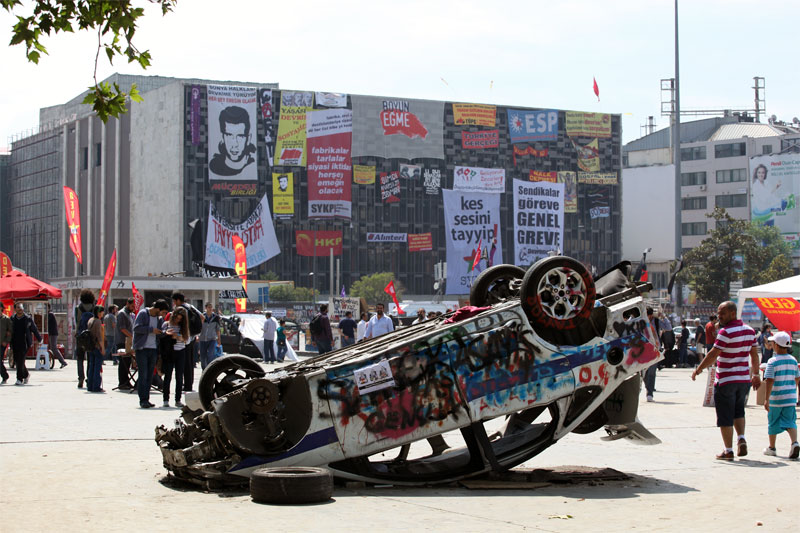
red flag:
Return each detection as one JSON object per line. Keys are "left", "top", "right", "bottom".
{"left": 0, "top": 251, "right": 12, "bottom": 278}
{"left": 593, "top": 77, "right": 600, "bottom": 101}
{"left": 131, "top": 282, "right": 144, "bottom": 315}
{"left": 470, "top": 239, "right": 482, "bottom": 272}
{"left": 62, "top": 186, "right": 83, "bottom": 264}
{"left": 96, "top": 249, "right": 117, "bottom": 307}
{"left": 384, "top": 280, "right": 405, "bottom": 315}
{"left": 232, "top": 235, "right": 248, "bottom": 313}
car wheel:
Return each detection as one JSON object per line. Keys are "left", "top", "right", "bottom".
{"left": 520, "top": 256, "right": 596, "bottom": 346}
{"left": 250, "top": 466, "right": 333, "bottom": 504}
{"left": 470, "top": 264, "right": 526, "bottom": 307}
{"left": 198, "top": 355, "right": 265, "bottom": 411}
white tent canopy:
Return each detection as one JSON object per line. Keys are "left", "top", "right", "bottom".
{"left": 736, "top": 275, "right": 800, "bottom": 318}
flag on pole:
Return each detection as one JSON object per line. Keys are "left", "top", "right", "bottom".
{"left": 62, "top": 186, "right": 83, "bottom": 264}
{"left": 96, "top": 249, "right": 117, "bottom": 307}
{"left": 340, "top": 285, "right": 346, "bottom": 298}
{"left": 593, "top": 77, "right": 600, "bottom": 101}
{"left": 633, "top": 248, "right": 651, "bottom": 282}
{"left": 232, "top": 235, "right": 248, "bottom": 312}
{"left": 384, "top": 280, "right": 405, "bottom": 315}
{"left": 131, "top": 282, "right": 144, "bottom": 315}
{"left": 470, "top": 238, "right": 482, "bottom": 272}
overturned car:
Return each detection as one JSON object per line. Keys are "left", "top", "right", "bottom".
{"left": 156, "top": 256, "right": 662, "bottom": 488}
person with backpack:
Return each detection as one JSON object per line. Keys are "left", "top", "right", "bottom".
{"left": 74, "top": 289, "right": 95, "bottom": 388}
{"left": 310, "top": 304, "right": 333, "bottom": 354}
{"left": 172, "top": 292, "right": 202, "bottom": 392}
{"left": 85, "top": 305, "right": 106, "bottom": 392}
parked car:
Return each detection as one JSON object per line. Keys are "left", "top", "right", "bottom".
{"left": 156, "top": 256, "right": 662, "bottom": 488}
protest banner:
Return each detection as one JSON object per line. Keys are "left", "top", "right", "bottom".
{"left": 205, "top": 195, "right": 280, "bottom": 268}
{"left": 306, "top": 108, "right": 353, "bottom": 220}
{"left": 513, "top": 178, "right": 564, "bottom": 266}
{"left": 452, "top": 103, "right": 496, "bottom": 126}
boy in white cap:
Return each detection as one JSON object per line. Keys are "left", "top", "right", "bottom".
{"left": 762, "top": 331, "right": 800, "bottom": 458}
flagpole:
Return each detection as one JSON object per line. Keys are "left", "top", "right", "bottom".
{"left": 673, "top": 0, "right": 683, "bottom": 316}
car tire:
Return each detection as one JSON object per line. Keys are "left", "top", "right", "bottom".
{"left": 250, "top": 466, "right": 333, "bottom": 505}
{"left": 470, "top": 264, "right": 526, "bottom": 307}
{"left": 198, "top": 355, "right": 265, "bottom": 411}
{"left": 520, "top": 256, "right": 597, "bottom": 346}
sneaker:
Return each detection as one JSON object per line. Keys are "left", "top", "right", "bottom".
{"left": 15, "top": 380, "right": 23, "bottom": 386}
{"left": 118, "top": 384, "right": 132, "bottom": 390}
{"left": 175, "top": 400, "right": 184, "bottom": 408}
{"left": 60, "top": 363, "right": 68, "bottom": 369}
{"left": 163, "top": 400, "right": 170, "bottom": 408}
{"left": 737, "top": 439, "right": 748, "bottom": 457}
{"left": 140, "top": 403, "right": 152, "bottom": 409}
{"left": 763, "top": 447, "right": 777, "bottom": 456}
{"left": 715, "top": 451, "right": 734, "bottom": 461}
{"left": 1, "top": 378, "right": 7, "bottom": 384}
{"left": 646, "top": 395, "right": 654, "bottom": 402}
{"left": 790, "top": 443, "right": 800, "bottom": 460}
{"left": 23, "top": 376, "right": 29, "bottom": 384}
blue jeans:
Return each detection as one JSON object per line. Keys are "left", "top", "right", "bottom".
{"left": 644, "top": 364, "right": 657, "bottom": 396}
{"left": 199, "top": 340, "right": 217, "bottom": 370}
{"left": 678, "top": 344, "right": 688, "bottom": 366}
{"left": 86, "top": 349, "right": 103, "bottom": 391}
{"left": 277, "top": 342, "right": 287, "bottom": 362}
{"left": 342, "top": 336, "right": 355, "bottom": 348}
{"left": 263, "top": 339, "right": 276, "bottom": 362}
{"left": 135, "top": 348, "right": 158, "bottom": 405}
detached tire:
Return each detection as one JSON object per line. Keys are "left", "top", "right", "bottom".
{"left": 250, "top": 466, "right": 333, "bottom": 504}
{"left": 470, "top": 264, "right": 526, "bottom": 307}
{"left": 520, "top": 256, "right": 596, "bottom": 346}
{"left": 198, "top": 355, "right": 265, "bottom": 411}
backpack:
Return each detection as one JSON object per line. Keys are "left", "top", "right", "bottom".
{"left": 309, "top": 314, "right": 324, "bottom": 337}
{"left": 75, "top": 311, "right": 94, "bottom": 352}
{"left": 183, "top": 303, "right": 203, "bottom": 337}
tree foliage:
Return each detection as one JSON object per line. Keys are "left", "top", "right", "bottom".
{"left": 268, "top": 284, "right": 314, "bottom": 302}
{"left": 678, "top": 207, "right": 792, "bottom": 304}
{"left": 350, "top": 272, "right": 403, "bottom": 307}
{"left": 2, "top": 0, "right": 176, "bottom": 121}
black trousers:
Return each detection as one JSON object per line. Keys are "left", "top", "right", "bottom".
{"left": 1, "top": 344, "right": 10, "bottom": 381}
{"left": 182, "top": 340, "right": 195, "bottom": 391}
{"left": 75, "top": 347, "right": 86, "bottom": 384}
{"left": 13, "top": 346, "right": 29, "bottom": 382}
{"left": 117, "top": 342, "right": 131, "bottom": 387}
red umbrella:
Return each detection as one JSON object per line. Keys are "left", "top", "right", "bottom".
{"left": 0, "top": 270, "right": 63, "bottom": 301}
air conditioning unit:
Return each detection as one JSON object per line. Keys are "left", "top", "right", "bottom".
{"left": 699, "top": 185, "right": 707, "bottom": 191}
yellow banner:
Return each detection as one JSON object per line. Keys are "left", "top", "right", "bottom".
{"left": 272, "top": 172, "right": 294, "bottom": 217}
{"left": 566, "top": 112, "right": 611, "bottom": 138}
{"left": 275, "top": 91, "right": 313, "bottom": 166}
{"left": 353, "top": 164, "right": 376, "bottom": 185}
{"left": 574, "top": 138, "right": 600, "bottom": 172}
{"left": 578, "top": 172, "right": 617, "bottom": 184}
{"left": 558, "top": 171, "right": 577, "bottom": 213}
{"left": 452, "top": 104, "right": 497, "bottom": 127}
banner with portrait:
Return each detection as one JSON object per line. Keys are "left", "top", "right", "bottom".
{"left": 207, "top": 85, "right": 259, "bottom": 196}
{"left": 750, "top": 153, "right": 800, "bottom": 256}
{"left": 443, "top": 190, "right": 503, "bottom": 294}
{"left": 258, "top": 88, "right": 275, "bottom": 166}
{"left": 453, "top": 166, "right": 505, "bottom": 193}
{"left": 399, "top": 163, "right": 421, "bottom": 180}
{"left": 351, "top": 95, "right": 444, "bottom": 159}
{"left": 559, "top": 171, "right": 577, "bottom": 213}
{"left": 205, "top": 195, "right": 280, "bottom": 269}
{"left": 272, "top": 172, "right": 294, "bottom": 218}
{"left": 512, "top": 179, "right": 564, "bottom": 266}
{"left": 306, "top": 108, "right": 352, "bottom": 220}
{"left": 275, "top": 91, "right": 313, "bottom": 167}
{"left": 573, "top": 138, "right": 600, "bottom": 172}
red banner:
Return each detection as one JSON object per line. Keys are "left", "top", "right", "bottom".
{"left": 62, "top": 186, "right": 83, "bottom": 264}
{"left": 232, "top": 235, "right": 248, "bottom": 312}
{"left": 753, "top": 298, "right": 800, "bottom": 332}
{"left": 307, "top": 109, "right": 352, "bottom": 220}
{"left": 529, "top": 170, "right": 558, "bottom": 182}
{"left": 408, "top": 233, "right": 433, "bottom": 252}
{"left": 461, "top": 130, "right": 499, "bottom": 149}
{"left": 295, "top": 230, "right": 343, "bottom": 257}
{"left": 513, "top": 145, "right": 548, "bottom": 166}
{"left": 131, "top": 282, "right": 144, "bottom": 315}
{"left": 96, "top": 249, "right": 117, "bottom": 307}
{"left": 384, "top": 280, "right": 405, "bottom": 315}
{"left": 0, "top": 251, "right": 12, "bottom": 277}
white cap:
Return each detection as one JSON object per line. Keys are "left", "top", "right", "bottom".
{"left": 768, "top": 331, "right": 792, "bottom": 349}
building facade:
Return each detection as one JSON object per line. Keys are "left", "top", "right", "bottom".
{"left": 7, "top": 74, "right": 624, "bottom": 299}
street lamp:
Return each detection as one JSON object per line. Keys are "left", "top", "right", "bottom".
{"left": 309, "top": 272, "right": 316, "bottom": 309}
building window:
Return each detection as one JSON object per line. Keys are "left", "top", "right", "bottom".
{"left": 716, "top": 219, "right": 730, "bottom": 230}
{"left": 681, "top": 197, "right": 707, "bottom": 210}
{"left": 680, "top": 146, "right": 706, "bottom": 161}
{"left": 681, "top": 171, "right": 707, "bottom": 186}
{"left": 762, "top": 145, "right": 773, "bottom": 155}
{"left": 95, "top": 142, "right": 102, "bottom": 166}
{"left": 715, "top": 168, "right": 746, "bottom": 183}
{"left": 714, "top": 142, "right": 746, "bottom": 158}
{"left": 81, "top": 147, "right": 88, "bottom": 170}
{"left": 715, "top": 193, "right": 747, "bottom": 208}
{"left": 682, "top": 222, "right": 707, "bottom": 236}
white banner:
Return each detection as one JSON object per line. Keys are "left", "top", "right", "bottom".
{"left": 307, "top": 108, "right": 353, "bottom": 220}
{"left": 442, "top": 190, "right": 503, "bottom": 295}
{"left": 512, "top": 179, "right": 564, "bottom": 266}
{"left": 366, "top": 233, "right": 407, "bottom": 243}
{"left": 453, "top": 166, "right": 506, "bottom": 193}
{"left": 315, "top": 92, "right": 348, "bottom": 108}
{"left": 205, "top": 195, "right": 280, "bottom": 268}
{"left": 207, "top": 85, "right": 258, "bottom": 181}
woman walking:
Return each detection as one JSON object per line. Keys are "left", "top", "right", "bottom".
{"left": 161, "top": 307, "right": 189, "bottom": 408}
{"left": 86, "top": 306, "right": 105, "bottom": 392}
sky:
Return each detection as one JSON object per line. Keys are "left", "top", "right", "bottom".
{"left": 1, "top": 0, "right": 798, "bottom": 150}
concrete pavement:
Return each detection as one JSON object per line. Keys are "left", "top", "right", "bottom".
{"left": 1, "top": 361, "right": 797, "bottom": 532}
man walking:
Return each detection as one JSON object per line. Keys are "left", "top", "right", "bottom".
{"left": 643, "top": 307, "right": 659, "bottom": 402}
{"left": 115, "top": 298, "right": 136, "bottom": 390}
{"left": 412, "top": 308, "right": 426, "bottom": 325}
{"left": 104, "top": 304, "right": 118, "bottom": 364}
{"left": 0, "top": 307, "right": 12, "bottom": 383}
{"left": 338, "top": 311, "right": 356, "bottom": 348}
{"left": 691, "top": 301, "right": 761, "bottom": 460}
{"left": 365, "top": 303, "right": 395, "bottom": 340}
{"left": 199, "top": 303, "right": 221, "bottom": 369}
{"left": 47, "top": 306, "right": 67, "bottom": 368}
{"left": 10, "top": 303, "right": 42, "bottom": 385}
{"left": 261, "top": 311, "right": 278, "bottom": 363}
{"left": 133, "top": 300, "right": 169, "bottom": 408}
{"left": 704, "top": 314, "right": 717, "bottom": 354}
{"left": 310, "top": 304, "right": 334, "bottom": 354}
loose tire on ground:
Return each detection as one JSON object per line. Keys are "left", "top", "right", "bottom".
{"left": 470, "top": 264, "right": 526, "bottom": 307}
{"left": 250, "top": 466, "right": 333, "bottom": 504}
{"left": 520, "top": 256, "right": 596, "bottom": 346}
{"left": 198, "top": 355, "right": 265, "bottom": 411}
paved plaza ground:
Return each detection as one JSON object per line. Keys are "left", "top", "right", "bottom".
{"left": 1, "top": 361, "right": 797, "bottom": 532}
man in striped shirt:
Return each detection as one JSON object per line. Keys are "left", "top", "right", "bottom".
{"left": 691, "top": 301, "right": 761, "bottom": 460}
{"left": 762, "top": 331, "right": 799, "bottom": 459}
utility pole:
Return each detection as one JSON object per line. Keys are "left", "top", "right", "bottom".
{"left": 673, "top": 0, "right": 682, "bottom": 316}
